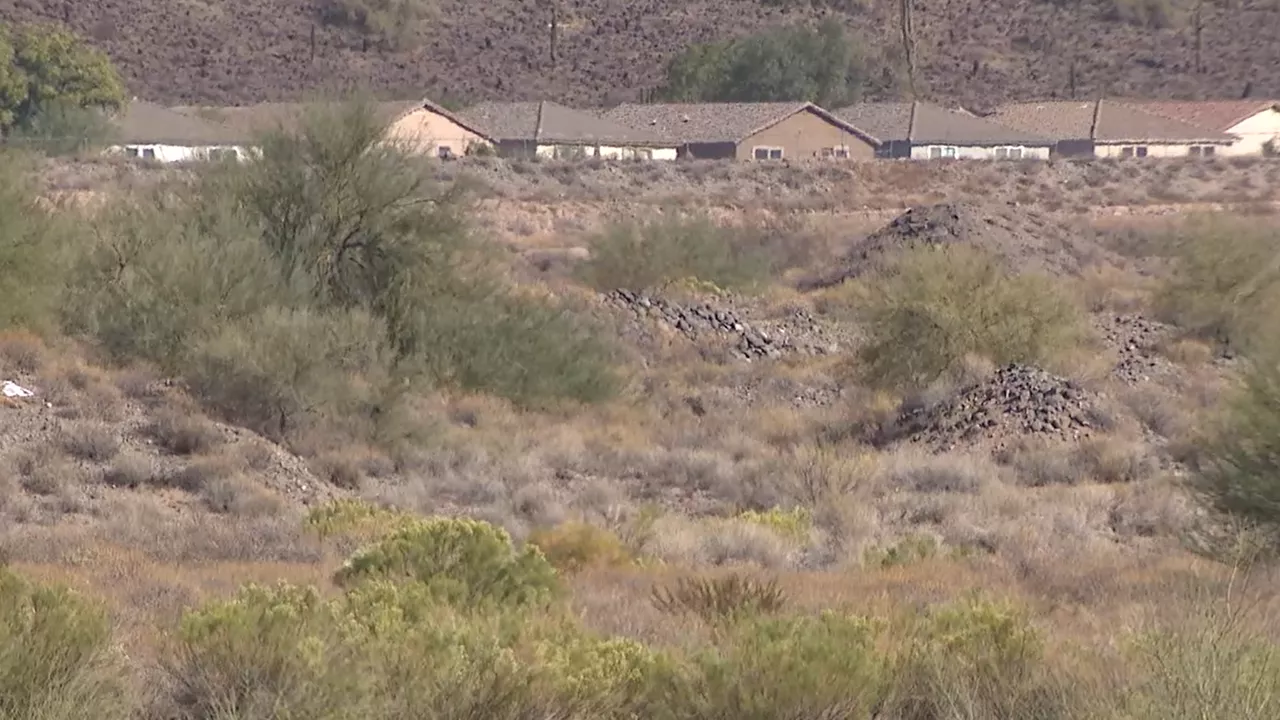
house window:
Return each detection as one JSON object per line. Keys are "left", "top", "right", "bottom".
{"left": 437, "top": 145, "right": 454, "bottom": 159}
{"left": 928, "top": 146, "right": 959, "bottom": 159}
{"left": 553, "top": 145, "right": 588, "bottom": 160}
{"left": 821, "top": 146, "right": 851, "bottom": 159}
{"left": 994, "top": 146, "right": 1024, "bottom": 160}
{"left": 634, "top": 148, "right": 654, "bottom": 160}
{"left": 125, "top": 147, "right": 139, "bottom": 158}
{"left": 1120, "top": 145, "right": 1149, "bottom": 158}
{"left": 1189, "top": 145, "right": 1216, "bottom": 157}
{"left": 752, "top": 146, "right": 784, "bottom": 160}
{"left": 142, "top": 148, "right": 156, "bottom": 160}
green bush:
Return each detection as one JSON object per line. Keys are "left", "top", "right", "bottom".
{"left": 577, "top": 213, "right": 771, "bottom": 293}
{"left": 0, "top": 568, "right": 131, "bottom": 720}
{"left": 319, "top": 0, "right": 434, "bottom": 49}
{"left": 1153, "top": 214, "right": 1280, "bottom": 355}
{"left": 660, "top": 18, "right": 869, "bottom": 106}
{"left": 1189, "top": 338, "right": 1280, "bottom": 540}
{"left": 854, "top": 244, "right": 1086, "bottom": 390}
{"left": 334, "top": 517, "right": 562, "bottom": 607}
{"left": 167, "top": 579, "right": 549, "bottom": 720}
{"left": 675, "top": 611, "right": 888, "bottom": 719}
{"left": 0, "top": 22, "right": 125, "bottom": 133}
{"left": 0, "top": 151, "right": 73, "bottom": 333}
{"left": 303, "top": 498, "right": 415, "bottom": 541}
{"left": 5, "top": 98, "right": 117, "bottom": 156}
{"left": 528, "top": 521, "right": 635, "bottom": 574}
{"left": 886, "top": 595, "right": 1070, "bottom": 720}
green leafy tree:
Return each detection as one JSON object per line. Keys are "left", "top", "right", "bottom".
{"left": 660, "top": 19, "right": 868, "bottom": 106}
{"left": 0, "top": 22, "right": 126, "bottom": 133}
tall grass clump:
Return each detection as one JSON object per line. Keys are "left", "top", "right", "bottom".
{"left": 853, "top": 244, "right": 1086, "bottom": 390}
{"left": 65, "top": 98, "right": 618, "bottom": 441}
{"left": 1153, "top": 214, "right": 1280, "bottom": 355}
{"left": 577, "top": 212, "right": 771, "bottom": 292}
{"left": 0, "top": 567, "right": 132, "bottom": 720}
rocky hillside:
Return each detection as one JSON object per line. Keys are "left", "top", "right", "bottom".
{"left": 2, "top": 0, "right": 1278, "bottom": 108}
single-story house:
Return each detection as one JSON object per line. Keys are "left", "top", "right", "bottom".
{"left": 1118, "top": 99, "right": 1280, "bottom": 157}
{"left": 107, "top": 100, "right": 248, "bottom": 163}
{"left": 832, "top": 101, "right": 1054, "bottom": 160}
{"left": 984, "top": 99, "right": 1238, "bottom": 158}
{"left": 456, "top": 101, "right": 677, "bottom": 160}
{"left": 599, "top": 102, "right": 879, "bottom": 161}
{"left": 171, "top": 99, "right": 494, "bottom": 158}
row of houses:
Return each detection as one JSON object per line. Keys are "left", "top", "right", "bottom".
{"left": 104, "top": 96, "right": 1280, "bottom": 164}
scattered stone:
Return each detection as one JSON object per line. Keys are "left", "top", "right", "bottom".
{"left": 603, "top": 289, "right": 838, "bottom": 361}
{"left": 1093, "top": 313, "right": 1177, "bottom": 384}
{"left": 880, "top": 364, "right": 1100, "bottom": 452}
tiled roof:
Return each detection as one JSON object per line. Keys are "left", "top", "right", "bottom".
{"left": 457, "top": 101, "right": 670, "bottom": 146}
{"left": 833, "top": 101, "right": 1053, "bottom": 146}
{"left": 987, "top": 99, "right": 1238, "bottom": 144}
{"left": 112, "top": 100, "right": 245, "bottom": 145}
{"left": 1119, "top": 99, "right": 1280, "bottom": 132}
{"left": 599, "top": 102, "right": 877, "bottom": 145}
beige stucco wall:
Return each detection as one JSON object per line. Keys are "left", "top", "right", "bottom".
{"left": 386, "top": 107, "right": 490, "bottom": 156}
{"left": 1094, "top": 142, "right": 1230, "bottom": 159}
{"left": 909, "top": 144, "right": 1051, "bottom": 160}
{"left": 1222, "top": 109, "right": 1280, "bottom": 156}
{"left": 738, "top": 110, "right": 876, "bottom": 161}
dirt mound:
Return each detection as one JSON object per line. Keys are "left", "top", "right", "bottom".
{"left": 603, "top": 289, "right": 842, "bottom": 361}
{"left": 1093, "top": 313, "right": 1180, "bottom": 384}
{"left": 879, "top": 364, "right": 1100, "bottom": 452}
{"left": 802, "top": 202, "right": 1114, "bottom": 290}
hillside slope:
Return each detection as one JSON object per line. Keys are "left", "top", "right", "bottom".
{"left": 2, "top": 0, "right": 1278, "bottom": 109}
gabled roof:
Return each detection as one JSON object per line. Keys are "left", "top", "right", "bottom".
{"left": 457, "top": 101, "right": 671, "bottom": 147}
{"left": 599, "top": 102, "right": 879, "bottom": 146}
{"left": 986, "top": 99, "right": 1238, "bottom": 144}
{"left": 833, "top": 101, "right": 1053, "bottom": 146}
{"left": 1118, "top": 99, "right": 1280, "bottom": 132}
{"left": 112, "top": 100, "right": 245, "bottom": 145}
{"left": 170, "top": 99, "right": 463, "bottom": 142}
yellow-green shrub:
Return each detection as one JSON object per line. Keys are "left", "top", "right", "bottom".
{"left": 886, "top": 594, "right": 1067, "bottom": 720}
{"left": 528, "top": 521, "right": 634, "bottom": 574}
{"left": 0, "top": 567, "right": 131, "bottom": 720}
{"left": 303, "top": 498, "right": 414, "bottom": 542}
{"left": 651, "top": 573, "right": 788, "bottom": 626}
{"left": 675, "top": 611, "right": 888, "bottom": 719}
{"left": 855, "top": 244, "right": 1086, "bottom": 390}
{"left": 334, "top": 517, "right": 561, "bottom": 607}
{"left": 737, "top": 506, "right": 813, "bottom": 543}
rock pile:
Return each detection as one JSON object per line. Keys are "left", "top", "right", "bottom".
{"left": 882, "top": 364, "right": 1099, "bottom": 451}
{"left": 1093, "top": 313, "right": 1176, "bottom": 384}
{"left": 603, "top": 289, "right": 838, "bottom": 361}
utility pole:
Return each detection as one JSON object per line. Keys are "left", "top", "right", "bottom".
{"left": 1193, "top": 0, "right": 1205, "bottom": 74}
{"left": 549, "top": 1, "right": 559, "bottom": 68}
{"left": 310, "top": 24, "right": 317, "bottom": 63}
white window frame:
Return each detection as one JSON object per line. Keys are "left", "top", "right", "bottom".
{"left": 752, "top": 146, "right": 784, "bottom": 160}
{"left": 1120, "top": 145, "right": 1149, "bottom": 158}
{"left": 820, "top": 146, "right": 851, "bottom": 159}
{"left": 994, "top": 146, "right": 1024, "bottom": 160}
{"left": 928, "top": 145, "right": 959, "bottom": 159}
{"left": 1188, "top": 145, "right": 1217, "bottom": 157}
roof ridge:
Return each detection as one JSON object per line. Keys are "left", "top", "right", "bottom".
{"left": 1090, "top": 98, "right": 1103, "bottom": 141}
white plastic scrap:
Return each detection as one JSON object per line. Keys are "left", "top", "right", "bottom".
{"left": 2, "top": 380, "right": 35, "bottom": 398}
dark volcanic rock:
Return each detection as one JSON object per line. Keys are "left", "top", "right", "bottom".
{"left": 879, "top": 364, "right": 1100, "bottom": 452}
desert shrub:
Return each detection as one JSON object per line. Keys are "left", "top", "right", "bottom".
{"left": 528, "top": 521, "right": 634, "bottom": 574}
{"left": 533, "top": 632, "right": 677, "bottom": 718}
{"left": 0, "top": 151, "right": 72, "bottom": 333}
{"left": 0, "top": 568, "right": 132, "bottom": 719}
{"left": 145, "top": 408, "right": 224, "bottom": 456}
{"left": 1153, "top": 214, "right": 1280, "bottom": 354}
{"left": 303, "top": 498, "right": 415, "bottom": 541}
{"left": 1122, "top": 582, "right": 1280, "bottom": 720}
{"left": 1104, "top": 0, "right": 1184, "bottom": 29}
{"left": 577, "top": 213, "right": 771, "bottom": 292}
{"left": 672, "top": 611, "right": 888, "bottom": 719}
{"left": 59, "top": 421, "right": 120, "bottom": 462}
{"left": 1189, "top": 339, "right": 1280, "bottom": 540}
{"left": 736, "top": 506, "right": 813, "bottom": 543}
{"left": 5, "top": 98, "right": 116, "bottom": 156}
{"left": 334, "top": 517, "right": 561, "bottom": 607}
{"left": 185, "top": 306, "right": 393, "bottom": 439}
{"left": 651, "top": 573, "right": 788, "bottom": 625}
{"left": 855, "top": 244, "right": 1086, "bottom": 390}
{"left": 864, "top": 533, "right": 941, "bottom": 568}
{"left": 885, "top": 594, "right": 1070, "bottom": 720}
